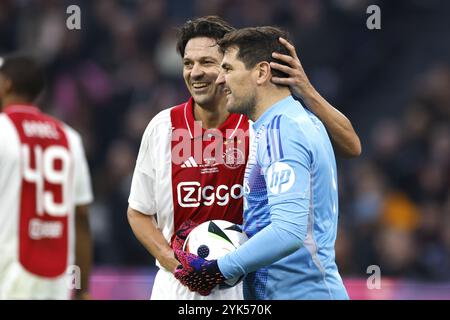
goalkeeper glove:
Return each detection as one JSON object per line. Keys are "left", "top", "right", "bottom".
{"left": 171, "top": 219, "right": 198, "bottom": 251}
{"left": 174, "top": 249, "right": 226, "bottom": 296}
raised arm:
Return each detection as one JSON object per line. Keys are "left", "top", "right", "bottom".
{"left": 271, "top": 37, "right": 361, "bottom": 158}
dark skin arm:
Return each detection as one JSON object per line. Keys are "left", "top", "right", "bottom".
{"left": 74, "top": 204, "right": 92, "bottom": 300}
{"left": 127, "top": 207, "right": 179, "bottom": 273}
{"left": 271, "top": 37, "right": 362, "bottom": 158}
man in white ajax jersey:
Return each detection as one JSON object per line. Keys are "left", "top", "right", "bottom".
{"left": 0, "top": 56, "right": 93, "bottom": 299}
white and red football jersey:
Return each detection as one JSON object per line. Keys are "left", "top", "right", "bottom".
{"left": 0, "top": 105, "right": 93, "bottom": 299}
{"left": 128, "top": 98, "right": 251, "bottom": 299}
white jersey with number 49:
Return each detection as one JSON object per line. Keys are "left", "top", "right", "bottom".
{"left": 0, "top": 105, "right": 93, "bottom": 299}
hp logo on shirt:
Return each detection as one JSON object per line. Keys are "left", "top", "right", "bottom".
{"left": 267, "top": 162, "right": 295, "bottom": 194}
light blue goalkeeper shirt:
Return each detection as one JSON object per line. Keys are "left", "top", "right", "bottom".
{"left": 218, "top": 95, "right": 349, "bottom": 300}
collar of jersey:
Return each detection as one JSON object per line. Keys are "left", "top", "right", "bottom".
{"left": 252, "top": 95, "right": 295, "bottom": 131}
{"left": 184, "top": 97, "right": 245, "bottom": 140}
{"left": 3, "top": 104, "right": 40, "bottom": 114}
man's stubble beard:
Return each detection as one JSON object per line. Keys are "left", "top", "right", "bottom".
{"left": 193, "top": 86, "right": 225, "bottom": 112}
{"left": 228, "top": 92, "right": 256, "bottom": 119}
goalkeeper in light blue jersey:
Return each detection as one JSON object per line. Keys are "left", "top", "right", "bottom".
{"left": 223, "top": 95, "right": 349, "bottom": 299}
{"left": 174, "top": 26, "right": 350, "bottom": 300}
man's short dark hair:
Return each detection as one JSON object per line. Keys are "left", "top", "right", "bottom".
{"left": 0, "top": 55, "right": 45, "bottom": 101}
{"left": 218, "top": 26, "right": 291, "bottom": 78}
{"left": 176, "top": 16, "right": 235, "bottom": 58}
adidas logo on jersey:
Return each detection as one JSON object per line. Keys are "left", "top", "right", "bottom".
{"left": 181, "top": 156, "right": 198, "bottom": 168}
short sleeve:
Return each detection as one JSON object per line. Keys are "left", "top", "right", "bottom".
{"left": 71, "top": 132, "right": 94, "bottom": 206}
{"left": 128, "top": 124, "right": 157, "bottom": 215}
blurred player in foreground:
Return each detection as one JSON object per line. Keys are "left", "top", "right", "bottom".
{"left": 128, "top": 16, "right": 359, "bottom": 300}
{"left": 0, "top": 56, "right": 93, "bottom": 299}
{"left": 174, "top": 27, "right": 349, "bottom": 299}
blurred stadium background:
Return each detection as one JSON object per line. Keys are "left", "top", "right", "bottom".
{"left": 1, "top": 0, "right": 449, "bottom": 299}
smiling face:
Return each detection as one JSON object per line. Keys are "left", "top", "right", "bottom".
{"left": 182, "top": 37, "right": 225, "bottom": 109}
{"left": 215, "top": 46, "right": 256, "bottom": 117}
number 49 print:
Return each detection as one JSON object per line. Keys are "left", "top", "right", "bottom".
{"left": 22, "top": 144, "right": 71, "bottom": 217}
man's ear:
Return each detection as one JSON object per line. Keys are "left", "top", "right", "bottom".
{"left": 255, "top": 61, "right": 271, "bottom": 85}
